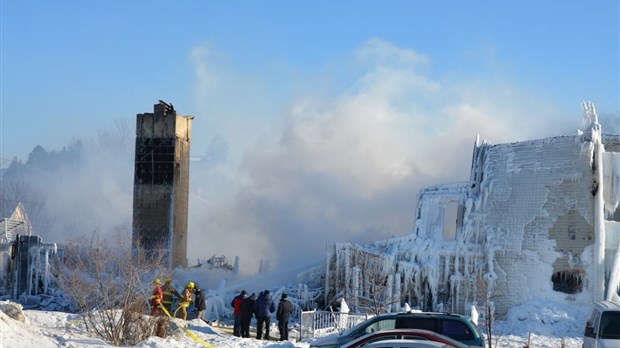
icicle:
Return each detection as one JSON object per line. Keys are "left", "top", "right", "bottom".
{"left": 393, "top": 275, "right": 401, "bottom": 313}
{"left": 344, "top": 246, "right": 351, "bottom": 300}
{"left": 386, "top": 274, "right": 393, "bottom": 313}
{"left": 605, "top": 241, "right": 620, "bottom": 301}
{"left": 352, "top": 266, "right": 360, "bottom": 310}
{"left": 43, "top": 248, "right": 50, "bottom": 294}
{"left": 443, "top": 255, "right": 450, "bottom": 293}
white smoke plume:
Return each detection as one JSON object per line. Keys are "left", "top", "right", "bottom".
{"left": 187, "top": 38, "right": 580, "bottom": 275}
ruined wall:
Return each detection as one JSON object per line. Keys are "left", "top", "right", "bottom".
{"left": 473, "top": 136, "right": 595, "bottom": 313}
{"left": 171, "top": 115, "right": 191, "bottom": 268}
{"left": 132, "top": 102, "right": 192, "bottom": 268}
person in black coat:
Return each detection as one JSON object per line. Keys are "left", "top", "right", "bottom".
{"left": 193, "top": 287, "right": 207, "bottom": 322}
{"left": 240, "top": 292, "right": 256, "bottom": 338}
{"left": 276, "top": 293, "right": 294, "bottom": 341}
{"left": 253, "top": 290, "right": 276, "bottom": 340}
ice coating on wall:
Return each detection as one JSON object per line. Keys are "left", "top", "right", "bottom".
{"left": 602, "top": 153, "right": 620, "bottom": 216}
{"left": 324, "top": 104, "right": 620, "bottom": 318}
{"left": 0, "top": 204, "right": 57, "bottom": 300}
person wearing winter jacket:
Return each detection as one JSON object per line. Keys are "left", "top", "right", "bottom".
{"left": 161, "top": 277, "right": 181, "bottom": 315}
{"left": 253, "top": 290, "right": 276, "bottom": 340}
{"left": 231, "top": 290, "right": 247, "bottom": 336}
{"left": 150, "top": 279, "right": 164, "bottom": 316}
{"left": 193, "top": 287, "right": 207, "bottom": 321}
{"left": 174, "top": 282, "right": 194, "bottom": 320}
{"left": 276, "top": 293, "right": 293, "bottom": 341}
{"left": 240, "top": 292, "right": 257, "bottom": 338}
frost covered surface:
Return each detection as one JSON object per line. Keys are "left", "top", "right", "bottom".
{"left": 0, "top": 298, "right": 590, "bottom": 348}
{"left": 0, "top": 307, "right": 312, "bottom": 348}
{"left": 494, "top": 300, "right": 589, "bottom": 337}
{"left": 325, "top": 104, "right": 620, "bottom": 319}
{"left": 0, "top": 264, "right": 595, "bottom": 348}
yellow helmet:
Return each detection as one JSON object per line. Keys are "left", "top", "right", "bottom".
{"left": 186, "top": 281, "right": 194, "bottom": 289}
{"left": 153, "top": 278, "right": 161, "bottom": 285}
{"left": 165, "top": 277, "right": 172, "bottom": 283}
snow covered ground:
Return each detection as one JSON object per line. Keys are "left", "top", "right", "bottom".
{"left": 0, "top": 260, "right": 593, "bottom": 348}
{"left": 1, "top": 307, "right": 312, "bottom": 348}
{"left": 0, "top": 300, "right": 588, "bottom": 348}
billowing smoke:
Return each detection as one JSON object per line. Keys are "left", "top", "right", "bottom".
{"left": 186, "top": 38, "right": 581, "bottom": 275}
{"left": 1, "top": 119, "right": 135, "bottom": 244}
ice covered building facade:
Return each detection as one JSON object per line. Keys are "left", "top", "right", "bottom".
{"left": 324, "top": 103, "right": 620, "bottom": 317}
{"left": 0, "top": 203, "right": 57, "bottom": 302}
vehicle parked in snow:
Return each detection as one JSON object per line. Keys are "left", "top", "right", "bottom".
{"left": 340, "top": 328, "right": 470, "bottom": 348}
{"left": 309, "top": 311, "right": 483, "bottom": 348}
{"left": 361, "top": 339, "right": 459, "bottom": 348}
{"left": 583, "top": 301, "right": 620, "bottom": 348}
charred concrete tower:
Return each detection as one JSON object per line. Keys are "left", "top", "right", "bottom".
{"left": 132, "top": 101, "right": 192, "bottom": 268}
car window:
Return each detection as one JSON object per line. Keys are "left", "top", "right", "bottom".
{"left": 599, "top": 312, "right": 620, "bottom": 338}
{"left": 364, "top": 319, "right": 396, "bottom": 334}
{"left": 401, "top": 335, "right": 429, "bottom": 340}
{"left": 440, "top": 320, "right": 474, "bottom": 341}
{"left": 397, "top": 317, "right": 437, "bottom": 331}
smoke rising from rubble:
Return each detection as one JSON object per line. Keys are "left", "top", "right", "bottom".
{"left": 186, "top": 39, "right": 584, "bottom": 275}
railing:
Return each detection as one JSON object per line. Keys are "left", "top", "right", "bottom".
{"left": 299, "top": 310, "right": 371, "bottom": 340}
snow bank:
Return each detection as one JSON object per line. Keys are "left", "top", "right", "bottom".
{"left": 493, "top": 300, "right": 589, "bottom": 337}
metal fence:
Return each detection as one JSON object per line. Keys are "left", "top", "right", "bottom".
{"left": 299, "top": 310, "right": 371, "bottom": 340}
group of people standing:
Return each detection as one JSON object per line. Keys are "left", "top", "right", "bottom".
{"left": 150, "top": 277, "right": 207, "bottom": 321}
{"left": 231, "top": 289, "right": 293, "bottom": 341}
{"left": 151, "top": 280, "right": 294, "bottom": 340}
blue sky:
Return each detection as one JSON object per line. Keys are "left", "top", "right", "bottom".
{"left": 2, "top": 0, "right": 618, "bottom": 162}
{"left": 1, "top": 0, "right": 619, "bottom": 271}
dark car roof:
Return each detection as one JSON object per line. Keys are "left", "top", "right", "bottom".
{"left": 341, "top": 329, "right": 470, "bottom": 348}
{"left": 368, "top": 311, "right": 474, "bottom": 320}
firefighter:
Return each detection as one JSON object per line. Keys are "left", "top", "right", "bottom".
{"left": 161, "top": 277, "right": 180, "bottom": 315}
{"left": 174, "top": 281, "right": 194, "bottom": 320}
{"left": 150, "top": 278, "right": 163, "bottom": 316}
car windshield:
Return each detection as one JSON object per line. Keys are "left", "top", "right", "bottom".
{"left": 364, "top": 319, "right": 396, "bottom": 334}
{"left": 340, "top": 317, "right": 394, "bottom": 336}
{"left": 599, "top": 312, "right": 620, "bottom": 339}
{"left": 341, "top": 318, "right": 375, "bottom": 336}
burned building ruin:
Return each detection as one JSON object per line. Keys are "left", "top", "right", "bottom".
{"left": 0, "top": 203, "right": 57, "bottom": 301}
{"left": 324, "top": 102, "right": 620, "bottom": 317}
{"left": 132, "top": 100, "right": 193, "bottom": 268}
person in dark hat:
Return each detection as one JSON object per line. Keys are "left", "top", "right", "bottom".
{"left": 193, "top": 286, "right": 207, "bottom": 322}
{"left": 254, "top": 290, "right": 276, "bottom": 340}
{"left": 240, "top": 292, "right": 257, "bottom": 338}
{"left": 276, "top": 293, "right": 293, "bottom": 341}
{"left": 231, "top": 290, "right": 247, "bottom": 336}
